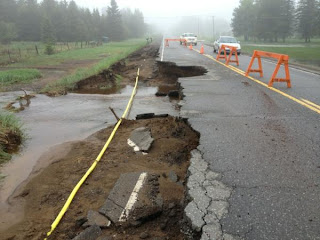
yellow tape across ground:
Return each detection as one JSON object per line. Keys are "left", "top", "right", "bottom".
{"left": 194, "top": 50, "right": 320, "bottom": 115}
{"left": 45, "top": 68, "right": 140, "bottom": 239}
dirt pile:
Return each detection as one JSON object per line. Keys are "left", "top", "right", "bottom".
{"left": 1, "top": 116, "right": 199, "bottom": 240}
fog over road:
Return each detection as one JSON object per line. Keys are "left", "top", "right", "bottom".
{"left": 160, "top": 40, "right": 320, "bottom": 239}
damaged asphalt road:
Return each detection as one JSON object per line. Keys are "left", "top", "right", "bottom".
{"left": 160, "top": 42, "right": 320, "bottom": 239}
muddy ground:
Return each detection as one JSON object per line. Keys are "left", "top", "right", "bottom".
{"left": 0, "top": 43, "right": 207, "bottom": 239}
{"left": 1, "top": 117, "right": 199, "bottom": 240}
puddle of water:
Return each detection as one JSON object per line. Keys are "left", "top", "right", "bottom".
{"left": 0, "top": 86, "right": 177, "bottom": 229}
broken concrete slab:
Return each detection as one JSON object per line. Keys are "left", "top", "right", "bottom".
{"left": 99, "top": 172, "right": 144, "bottom": 223}
{"left": 128, "top": 127, "right": 154, "bottom": 152}
{"left": 99, "top": 172, "right": 162, "bottom": 224}
{"left": 72, "top": 224, "right": 101, "bottom": 240}
{"left": 184, "top": 201, "right": 205, "bottom": 232}
{"left": 184, "top": 149, "right": 233, "bottom": 239}
{"left": 207, "top": 200, "right": 229, "bottom": 220}
{"left": 83, "top": 210, "right": 111, "bottom": 228}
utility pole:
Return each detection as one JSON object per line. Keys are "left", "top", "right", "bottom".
{"left": 212, "top": 16, "right": 215, "bottom": 41}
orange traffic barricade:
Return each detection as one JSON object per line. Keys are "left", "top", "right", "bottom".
{"left": 165, "top": 38, "right": 186, "bottom": 47}
{"left": 245, "top": 50, "right": 291, "bottom": 88}
{"left": 216, "top": 44, "right": 239, "bottom": 66}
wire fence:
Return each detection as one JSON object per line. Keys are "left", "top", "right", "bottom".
{"left": 0, "top": 41, "right": 103, "bottom": 66}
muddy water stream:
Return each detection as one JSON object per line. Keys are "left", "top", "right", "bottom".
{"left": 0, "top": 86, "right": 178, "bottom": 229}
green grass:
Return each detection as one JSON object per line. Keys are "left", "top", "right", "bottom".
{"left": 241, "top": 45, "right": 320, "bottom": 67}
{"left": 237, "top": 37, "right": 320, "bottom": 45}
{"left": 10, "top": 39, "right": 145, "bottom": 67}
{"left": 0, "top": 69, "right": 42, "bottom": 86}
{"left": 41, "top": 39, "right": 146, "bottom": 94}
{"left": 0, "top": 112, "right": 25, "bottom": 165}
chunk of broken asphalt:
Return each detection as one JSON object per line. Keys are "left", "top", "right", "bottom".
{"left": 72, "top": 224, "right": 101, "bottom": 240}
{"left": 83, "top": 210, "right": 111, "bottom": 228}
{"left": 136, "top": 113, "right": 155, "bottom": 120}
{"left": 99, "top": 172, "right": 143, "bottom": 223}
{"left": 99, "top": 172, "right": 163, "bottom": 224}
{"left": 128, "top": 127, "right": 154, "bottom": 152}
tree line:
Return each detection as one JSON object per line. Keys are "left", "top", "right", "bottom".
{"left": 0, "top": 0, "right": 147, "bottom": 44}
{"left": 231, "top": 0, "right": 320, "bottom": 42}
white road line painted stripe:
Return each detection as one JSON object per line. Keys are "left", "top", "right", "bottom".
{"left": 160, "top": 37, "right": 165, "bottom": 62}
{"left": 118, "top": 172, "right": 148, "bottom": 222}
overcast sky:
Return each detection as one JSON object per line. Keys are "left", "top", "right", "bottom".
{"left": 72, "top": 0, "right": 240, "bottom": 21}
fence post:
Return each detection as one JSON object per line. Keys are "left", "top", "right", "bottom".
{"left": 19, "top": 48, "right": 22, "bottom": 58}
{"left": 7, "top": 49, "right": 11, "bottom": 62}
{"left": 35, "top": 45, "right": 39, "bottom": 55}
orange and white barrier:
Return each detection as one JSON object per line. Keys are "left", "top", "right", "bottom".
{"left": 245, "top": 50, "right": 291, "bottom": 88}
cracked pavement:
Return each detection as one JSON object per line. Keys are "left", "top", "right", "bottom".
{"left": 159, "top": 42, "right": 320, "bottom": 239}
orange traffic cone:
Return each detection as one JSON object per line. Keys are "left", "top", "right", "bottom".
{"left": 189, "top": 44, "right": 193, "bottom": 50}
{"left": 200, "top": 45, "right": 204, "bottom": 54}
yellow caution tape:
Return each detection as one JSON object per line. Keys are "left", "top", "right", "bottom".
{"left": 45, "top": 68, "right": 140, "bottom": 239}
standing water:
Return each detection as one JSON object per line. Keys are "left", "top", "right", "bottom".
{"left": 0, "top": 86, "right": 178, "bottom": 229}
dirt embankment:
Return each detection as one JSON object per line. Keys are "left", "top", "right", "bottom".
{"left": 1, "top": 117, "right": 199, "bottom": 240}
{"left": 73, "top": 44, "right": 207, "bottom": 97}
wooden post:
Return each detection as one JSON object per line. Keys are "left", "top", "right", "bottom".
{"left": 19, "top": 48, "right": 22, "bottom": 58}
{"left": 7, "top": 49, "right": 11, "bottom": 62}
{"left": 35, "top": 45, "right": 39, "bottom": 55}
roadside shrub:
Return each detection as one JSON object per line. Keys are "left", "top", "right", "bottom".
{"left": 0, "top": 113, "right": 25, "bottom": 164}
{"left": 44, "top": 44, "right": 55, "bottom": 55}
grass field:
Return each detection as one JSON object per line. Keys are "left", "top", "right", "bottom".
{"left": 0, "top": 41, "right": 100, "bottom": 65}
{"left": 238, "top": 37, "right": 320, "bottom": 68}
{"left": 0, "top": 69, "right": 42, "bottom": 86}
{"left": 40, "top": 39, "right": 146, "bottom": 93}
{"left": 0, "top": 39, "right": 146, "bottom": 93}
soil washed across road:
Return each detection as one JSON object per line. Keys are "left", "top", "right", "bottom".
{"left": 161, "top": 40, "right": 320, "bottom": 239}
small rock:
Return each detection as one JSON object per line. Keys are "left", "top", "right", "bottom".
{"left": 130, "top": 220, "right": 142, "bottom": 227}
{"left": 169, "top": 209, "right": 176, "bottom": 217}
{"left": 168, "top": 171, "right": 178, "bottom": 182}
{"left": 75, "top": 216, "right": 87, "bottom": 227}
{"left": 140, "top": 232, "right": 150, "bottom": 239}
{"left": 160, "top": 222, "right": 167, "bottom": 230}
{"left": 168, "top": 203, "right": 176, "bottom": 209}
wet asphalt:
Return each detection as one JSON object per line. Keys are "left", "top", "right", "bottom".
{"left": 160, "top": 41, "right": 320, "bottom": 239}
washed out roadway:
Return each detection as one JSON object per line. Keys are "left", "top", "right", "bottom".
{"left": 160, "top": 40, "right": 320, "bottom": 239}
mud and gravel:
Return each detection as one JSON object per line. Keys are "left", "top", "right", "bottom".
{"left": 1, "top": 117, "right": 199, "bottom": 240}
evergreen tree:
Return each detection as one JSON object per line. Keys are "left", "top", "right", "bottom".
{"left": 17, "top": 0, "right": 41, "bottom": 41}
{"left": 41, "top": 17, "right": 56, "bottom": 44}
{"left": 0, "top": 21, "right": 17, "bottom": 44}
{"left": 231, "top": 0, "right": 256, "bottom": 41}
{"left": 278, "top": 0, "right": 295, "bottom": 42}
{"left": 296, "top": 0, "right": 318, "bottom": 42}
{"left": 106, "top": 0, "right": 125, "bottom": 41}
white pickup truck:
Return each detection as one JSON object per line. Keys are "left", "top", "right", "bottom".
{"left": 180, "top": 33, "right": 198, "bottom": 46}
